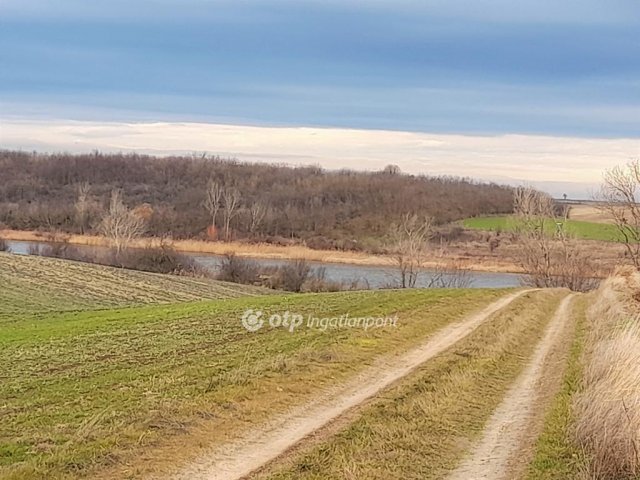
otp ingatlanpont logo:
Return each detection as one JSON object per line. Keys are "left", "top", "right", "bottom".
{"left": 241, "top": 309, "right": 264, "bottom": 332}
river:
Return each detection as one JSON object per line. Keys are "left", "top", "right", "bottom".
{"left": 6, "top": 240, "right": 523, "bottom": 289}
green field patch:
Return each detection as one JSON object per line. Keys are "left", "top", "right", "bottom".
{"left": 462, "top": 216, "right": 625, "bottom": 242}
{"left": 0, "top": 287, "right": 507, "bottom": 479}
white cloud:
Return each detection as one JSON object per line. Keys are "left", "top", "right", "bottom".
{"left": 1, "top": 119, "right": 638, "bottom": 197}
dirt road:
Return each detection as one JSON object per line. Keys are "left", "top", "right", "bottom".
{"left": 171, "top": 290, "right": 531, "bottom": 480}
{"left": 448, "top": 293, "right": 575, "bottom": 480}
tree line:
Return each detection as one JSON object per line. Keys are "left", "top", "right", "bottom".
{"left": 0, "top": 150, "right": 514, "bottom": 251}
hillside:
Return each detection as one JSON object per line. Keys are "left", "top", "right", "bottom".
{"left": 0, "top": 151, "right": 513, "bottom": 249}
{"left": 0, "top": 253, "right": 271, "bottom": 316}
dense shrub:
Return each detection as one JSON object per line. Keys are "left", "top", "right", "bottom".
{"left": 0, "top": 237, "right": 10, "bottom": 252}
{"left": 215, "top": 256, "right": 363, "bottom": 292}
{"left": 277, "top": 260, "right": 312, "bottom": 292}
{"left": 217, "top": 254, "right": 260, "bottom": 284}
{"left": 118, "top": 245, "right": 206, "bottom": 276}
{"left": 431, "top": 226, "right": 469, "bottom": 243}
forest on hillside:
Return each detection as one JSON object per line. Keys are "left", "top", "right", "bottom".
{"left": 0, "top": 151, "right": 514, "bottom": 250}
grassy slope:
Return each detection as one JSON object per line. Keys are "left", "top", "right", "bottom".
{"left": 0, "top": 253, "right": 270, "bottom": 316}
{"left": 525, "top": 294, "right": 589, "bottom": 479}
{"left": 258, "top": 289, "right": 568, "bottom": 480}
{"left": 0, "top": 284, "right": 507, "bottom": 480}
{"left": 463, "top": 216, "right": 624, "bottom": 242}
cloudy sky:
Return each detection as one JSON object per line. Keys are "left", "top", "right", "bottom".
{"left": 1, "top": 0, "right": 639, "bottom": 196}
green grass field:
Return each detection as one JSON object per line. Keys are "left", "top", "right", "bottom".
{"left": 1, "top": 252, "right": 597, "bottom": 480}
{"left": 462, "top": 216, "right": 625, "bottom": 242}
{"left": 0, "top": 253, "right": 510, "bottom": 480}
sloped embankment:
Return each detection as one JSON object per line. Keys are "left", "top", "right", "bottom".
{"left": 0, "top": 252, "right": 271, "bottom": 316}
{"left": 573, "top": 267, "right": 640, "bottom": 479}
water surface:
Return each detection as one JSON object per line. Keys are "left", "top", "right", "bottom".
{"left": 6, "top": 240, "right": 523, "bottom": 289}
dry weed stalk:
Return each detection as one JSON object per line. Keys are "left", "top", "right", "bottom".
{"left": 574, "top": 270, "right": 640, "bottom": 478}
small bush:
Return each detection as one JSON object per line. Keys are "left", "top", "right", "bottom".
{"left": 279, "top": 259, "right": 311, "bottom": 292}
{"left": 27, "top": 243, "right": 42, "bottom": 256}
{"left": 217, "top": 253, "right": 260, "bottom": 284}
{"left": 263, "top": 236, "right": 297, "bottom": 247}
{"left": 217, "top": 256, "right": 369, "bottom": 292}
{"left": 305, "top": 236, "right": 337, "bottom": 251}
{"left": 0, "top": 237, "right": 10, "bottom": 252}
{"left": 119, "top": 245, "right": 207, "bottom": 276}
{"left": 300, "top": 267, "right": 341, "bottom": 292}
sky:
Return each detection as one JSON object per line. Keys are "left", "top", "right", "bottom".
{"left": 1, "top": 0, "right": 639, "bottom": 196}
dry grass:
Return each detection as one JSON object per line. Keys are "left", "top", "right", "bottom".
{"left": 573, "top": 267, "right": 640, "bottom": 479}
{"left": 568, "top": 205, "right": 616, "bottom": 224}
{"left": 0, "top": 252, "right": 271, "bottom": 317}
{"left": 0, "top": 229, "right": 389, "bottom": 265}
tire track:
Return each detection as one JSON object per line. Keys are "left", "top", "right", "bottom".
{"left": 171, "top": 290, "right": 532, "bottom": 480}
{"left": 448, "top": 293, "right": 575, "bottom": 480}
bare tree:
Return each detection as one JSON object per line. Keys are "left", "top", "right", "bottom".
{"left": 514, "top": 187, "right": 597, "bottom": 291}
{"left": 98, "top": 190, "right": 147, "bottom": 255}
{"left": 248, "top": 201, "right": 267, "bottom": 234}
{"left": 391, "top": 213, "right": 433, "bottom": 288}
{"left": 222, "top": 187, "right": 241, "bottom": 241}
{"left": 203, "top": 178, "right": 223, "bottom": 230}
{"left": 598, "top": 161, "right": 640, "bottom": 268}
{"left": 512, "top": 187, "right": 556, "bottom": 286}
{"left": 0, "top": 151, "right": 515, "bottom": 244}
{"left": 74, "top": 182, "right": 93, "bottom": 234}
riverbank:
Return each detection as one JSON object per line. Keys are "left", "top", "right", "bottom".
{"left": 0, "top": 229, "right": 525, "bottom": 274}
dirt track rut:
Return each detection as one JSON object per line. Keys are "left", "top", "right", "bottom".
{"left": 448, "top": 293, "right": 575, "bottom": 480}
{"left": 171, "top": 290, "right": 531, "bottom": 480}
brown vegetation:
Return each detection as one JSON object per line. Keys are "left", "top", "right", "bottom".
{"left": 0, "top": 150, "right": 513, "bottom": 249}
{"left": 216, "top": 254, "right": 363, "bottom": 292}
{"left": 28, "top": 236, "right": 208, "bottom": 277}
{"left": 597, "top": 160, "right": 640, "bottom": 268}
{"left": 388, "top": 213, "right": 472, "bottom": 288}
{"left": 98, "top": 189, "right": 147, "bottom": 254}
{"left": 512, "top": 187, "right": 598, "bottom": 292}
{"left": 568, "top": 204, "right": 615, "bottom": 224}
{"left": 573, "top": 267, "right": 640, "bottom": 479}
{"left": 390, "top": 213, "right": 433, "bottom": 288}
